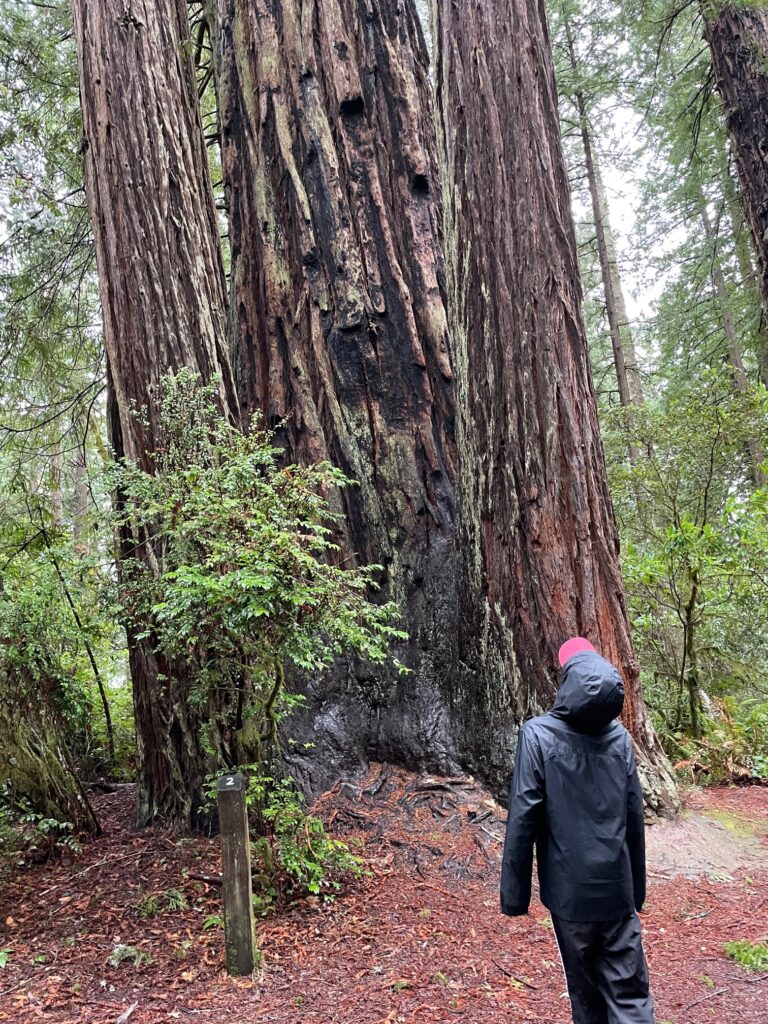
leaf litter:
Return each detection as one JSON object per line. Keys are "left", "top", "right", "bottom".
{"left": 0, "top": 768, "right": 766, "bottom": 1023}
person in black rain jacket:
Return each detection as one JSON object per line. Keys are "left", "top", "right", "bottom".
{"left": 500, "top": 636, "right": 654, "bottom": 1024}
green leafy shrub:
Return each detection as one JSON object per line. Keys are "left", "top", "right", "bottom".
{"left": 112, "top": 370, "right": 407, "bottom": 805}
{"left": 205, "top": 768, "right": 363, "bottom": 913}
{"left": 724, "top": 940, "right": 768, "bottom": 972}
{"left": 0, "top": 500, "right": 129, "bottom": 829}
{"left": 0, "top": 793, "right": 82, "bottom": 869}
{"left": 250, "top": 775, "right": 363, "bottom": 912}
{"left": 135, "top": 892, "right": 160, "bottom": 918}
{"left": 606, "top": 373, "right": 768, "bottom": 755}
{"left": 669, "top": 698, "right": 768, "bottom": 783}
{"left": 108, "top": 944, "right": 152, "bottom": 969}
{"left": 135, "top": 887, "right": 188, "bottom": 918}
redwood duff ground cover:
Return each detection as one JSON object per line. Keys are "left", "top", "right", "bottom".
{"left": 0, "top": 770, "right": 766, "bottom": 1024}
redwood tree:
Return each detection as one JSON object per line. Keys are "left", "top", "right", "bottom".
{"left": 73, "top": 0, "right": 238, "bottom": 825}
{"left": 214, "top": 0, "right": 459, "bottom": 790}
{"left": 705, "top": 5, "right": 768, "bottom": 319}
{"left": 73, "top": 0, "right": 675, "bottom": 818}
{"left": 434, "top": 0, "right": 676, "bottom": 808}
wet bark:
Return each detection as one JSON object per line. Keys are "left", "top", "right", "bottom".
{"left": 214, "top": 0, "right": 458, "bottom": 791}
{"left": 73, "top": 0, "right": 239, "bottom": 826}
{"left": 435, "top": 0, "right": 677, "bottom": 811}
{"left": 705, "top": 5, "right": 768, "bottom": 321}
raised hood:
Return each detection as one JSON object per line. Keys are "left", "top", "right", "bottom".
{"left": 551, "top": 650, "right": 625, "bottom": 733}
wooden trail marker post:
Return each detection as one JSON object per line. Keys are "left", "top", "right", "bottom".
{"left": 216, "top": 772, "right": 257, "bottom": 975}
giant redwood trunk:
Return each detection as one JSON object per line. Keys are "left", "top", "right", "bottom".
{"left": 435, "top": 0, "right": 677, "bottom": 810}
{"left": 706, "top": 6, "right": 768, "bottom": 319}
{"left": 214, "top": 0, "right": 459, "bottom": 790}
{"left": 73, "top": 0, "right": 238, "bottom": 826}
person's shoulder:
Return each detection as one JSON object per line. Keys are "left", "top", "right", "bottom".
{"left": 520, "top": 714, "right": 548, "bottom": 736}
{"left": 606, "top": 720, "right": 635, "bottom": 759}
{"left": 612, "top": 720, "right": 632, "bottom": 743}
{"left": 605, "top": 718, "right": 628, "bottom": 735}
{"left": 520, "top": 714, "right": 559, "bottom": 748}
{"left": 516, "top": 717, "right": 544, "bottom": 749}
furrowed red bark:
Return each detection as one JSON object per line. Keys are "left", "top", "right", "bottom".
{"left": 214, "top": 0, "right": 459, "bottom": 790}
{"left": 705, "top": 5, "right": 768, "bottom": 321}
{"left": 434, "top": 0, "right": 677, "bottom": 810}
{"left": 73, "top": 0, "right": 238, "bottom": 826}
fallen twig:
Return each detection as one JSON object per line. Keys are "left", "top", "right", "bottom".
{"left": 684, "top": 987, "right": 727, "bottom": 1010}
{"left": 40, "top": 849, "right": 144, "bottom": 896}
{"left": 115, "top": 1002, "right": 139, "bottom": 1024}
{"left": 413, "top": 881, "right": 459, "bottom": 900}
{"left": 479, "top": 826, "right": 503, "bottom": 843}
{"left": 189, "top": 871, "right": 223, "bottom": 887}
{"left": 491, "top": 957, "right": 539, "bottom": 989}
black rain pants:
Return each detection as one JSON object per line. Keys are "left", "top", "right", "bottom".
{"left": 552, "top": 913, "right": 654, "bottom": 1024}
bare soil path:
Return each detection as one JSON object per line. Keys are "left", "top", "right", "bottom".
{"left": 0, "top": 770, "right": 766, "bottom": 1024}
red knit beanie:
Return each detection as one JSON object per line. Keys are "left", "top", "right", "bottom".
{"left": 558, "top": 636, "right": 596, "bottom": 668}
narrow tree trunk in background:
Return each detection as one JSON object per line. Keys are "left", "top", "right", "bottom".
{"left": 71, "top": 447, "right": 89, "bottom": 552}
{"left": 587, "top": 148, "right": 644, "bottom": 406}
{"left": 683, "top": 568, "right": 702, "bottom": 740}
{"left": 73, "top": 0, "right": 239, "bottom": 826}
{"left": 214, "top": 0, "right": 458, "bottom": 791}
{"left": 435, "top": 0, "right": 677, "bottom": 811}
{"left": 700, "top": 203, "right": 766, "bottom": 486}
{"left": 41, "top": 526, "right": 116, "bottom": 771}
{"left": 50, "top": 450, "right": 63, "bottom": 526}
{"left": 706, "top": 6, "right": 768, "bottom": 319}
{"left": 564, "top": 23, "right": 643, "bottom": 410}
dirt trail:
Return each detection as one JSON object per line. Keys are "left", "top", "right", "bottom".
{"left": 646, "top": 788, "right": 768, "bottom": 879}
{"left": 0, "top": 772, "right": 766, "bottom": 1024}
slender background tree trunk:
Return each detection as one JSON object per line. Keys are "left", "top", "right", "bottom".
{"left": 434, "top": 0, "right": 677, "bottom": 810}
{"left": 214, "top": 0, "right": 459, "bottom": 791}
{"left": 706, "top": 6, "right": 768, "bottom": 321}
{"left": 73, "top": 0, "right": 238, "bottom": 826}
{"left": 564, "top": 22, "right": 643, "bottom": 410}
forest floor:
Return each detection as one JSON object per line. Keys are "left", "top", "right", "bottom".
{"left": 0, "top": 768, "right": 766, "bottom": 1024}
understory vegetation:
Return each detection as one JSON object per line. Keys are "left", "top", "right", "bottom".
{"left": 1, "top": 0, "right": 767, "bottom": 886}
{"left": 552, "top": 0, "right": 768, "bottom": 783}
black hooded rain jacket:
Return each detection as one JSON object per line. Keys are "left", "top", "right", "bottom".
{"left": 500, "top": 651, "right": 646, "bottom": 922}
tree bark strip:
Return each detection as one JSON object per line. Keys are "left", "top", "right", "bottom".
{"left": 73, "top": 0, "right": 239, "bottom": 826}
{"left": 214, "top": 0, "right": 459, "bottom": 790}
{"left": 434, "top": 0, "right": 677, "bottom": 810}
{"left": 705, "top": 5, "right": 768, "bottom": 323}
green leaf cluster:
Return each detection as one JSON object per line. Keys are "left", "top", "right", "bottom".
{"left": 111, "top": 369, "right": 407, "bottom": 768}
{"left": 724, "top": 939, "right": 768, "bottom": 972}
